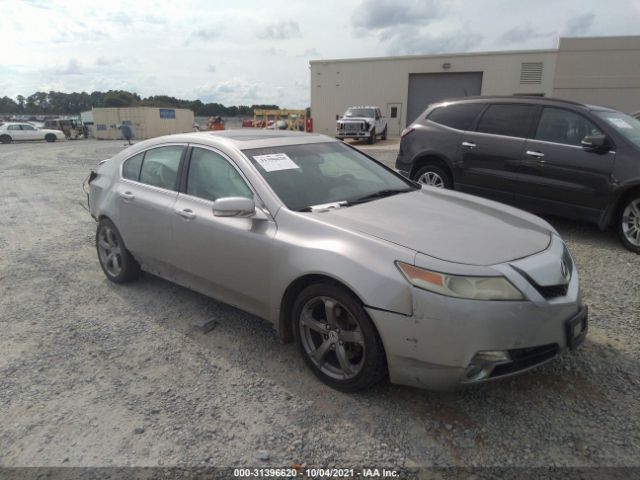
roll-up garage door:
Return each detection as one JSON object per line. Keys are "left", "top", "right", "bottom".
{"left": 407, "top": 72, "right": 483, "bottom": 125}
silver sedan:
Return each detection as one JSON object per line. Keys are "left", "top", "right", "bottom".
{"left": 88, "top": 130, "right": 588, "bottom": 391}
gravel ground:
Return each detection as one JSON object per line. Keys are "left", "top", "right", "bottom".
{"left": 0, "top": 138, "right": 638, "bottom": 471}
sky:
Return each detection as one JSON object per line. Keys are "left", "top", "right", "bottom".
{"left": 1, "top": 0, "right": 639, "bottom": 108}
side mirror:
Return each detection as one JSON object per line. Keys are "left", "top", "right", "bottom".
{"left": 581, "top": 135, "right": 611, "bottom": 152}
{"left": 212, "top": 197, "right": 256, "bottom": 217}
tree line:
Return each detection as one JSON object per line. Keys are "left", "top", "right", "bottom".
{"left": 0, "top": 90, "right": 280, "bottom": 117}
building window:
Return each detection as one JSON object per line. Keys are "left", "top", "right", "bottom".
{"left": 159, "top": 108, "right": 176, "bottom": 119}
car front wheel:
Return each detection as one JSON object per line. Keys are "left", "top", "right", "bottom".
{"left": 292, "top": 282, "right": 387, "bottom": 392}
{"left": 618, "top": 193, "right": 640, "bottom": 253}
{"left": 96, "top": 219, "right": 141, "bottom": 283}
{"left": 368, "top": 128, "right": 376, "bottom": 145}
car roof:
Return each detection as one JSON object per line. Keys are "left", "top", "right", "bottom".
{"left": 434, "top": 95, "right": 620, "bottom": 112}
{"left": 139, "top": 129, "right": 337, "bottom": 150}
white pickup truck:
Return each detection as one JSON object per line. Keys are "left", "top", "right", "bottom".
{"left": 336, "top": 106, "right": 387, "bottom": 144}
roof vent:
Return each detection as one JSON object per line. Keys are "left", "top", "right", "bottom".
{"left": 519, "top": 62, "right": 543, "bottom": 84}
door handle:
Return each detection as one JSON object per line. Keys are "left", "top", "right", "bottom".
{"left": 175, "top": 208, "right": 196, "bottom": 220}
{"left": 119, "top": 191, "right": 135, "bottom": 201}
{"left": 461, "top": 141, "right": 476, "bottom": 148}
{"left": 525, "top": 150, "right": 545, "bottom": 158}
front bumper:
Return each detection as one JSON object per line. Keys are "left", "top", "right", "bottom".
{"left": 366, "top": 237, "right": 586, "bottom": 390}
{"left": 366, "top": 299, "right": 586, "bottom": 390}
{"left": 336, "top": 130, "right": 371, "bottom": 139}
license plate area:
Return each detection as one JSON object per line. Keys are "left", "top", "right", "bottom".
{"left": 565, "top": 306, "right": 588, "bottom": 350}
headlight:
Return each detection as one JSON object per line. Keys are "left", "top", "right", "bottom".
{"left": 396, "top": 262, "right": 523, "bottom": 301}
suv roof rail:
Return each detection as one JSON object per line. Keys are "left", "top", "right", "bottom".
{"left": 439, "top": 95, "right": 588, "bottom": 108}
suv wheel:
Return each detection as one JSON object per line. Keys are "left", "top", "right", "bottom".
{"left": 414, "top": 164, "right": 452, "bottom": 189}
{"left": 368, "top": 128, "right": 376, "bottom": 145}
{"left": 381, "top": 127, "right": 387, "bottom": 141}
{"left": 292, "top": 282, "right": 387, "bottom": 392}
{"left": 618, "top": 193, "right": 640, "bottom": 253}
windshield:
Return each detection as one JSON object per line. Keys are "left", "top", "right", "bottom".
{"left": 243, "top": 142, "right": 415, "bottom": 211}
{"left": 594, "top": 111, "right": 640, "bottom": 149}
{"left": 345, "top": 108, "right": 374, "bottom": 118}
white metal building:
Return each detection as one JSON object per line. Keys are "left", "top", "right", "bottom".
{"left": 90, "top": 106, "right": 194, "bottom": 140}
{"left": 310, "top": 36, "right": 640, "bottom": 137}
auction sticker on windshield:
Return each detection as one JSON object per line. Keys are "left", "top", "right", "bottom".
{"left": 253, "top": 153, "right": 299, "bottom": 172}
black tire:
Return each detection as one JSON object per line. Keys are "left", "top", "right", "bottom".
{"left": 412, "top": 164, "right": 453, "bottom": 189}
{"left": 45, "top": 133, "right": 56, "bottom": 143}
{"left": 0, "top": 135, "right": 11, "bottom": 144}
{"left": 96, "top": 218, "right": 142, "bottom": 283}
{"left": 616, "top": 191, "right": 640, "bottom": 253}
{"left": 381, "top": 126, "right": 387, "bottom": 141}
{"left": 292, "top": 282, "right": 387, "bottom": 392}
{"left": 368, "top": 128, "right": 376, "bottom": 145}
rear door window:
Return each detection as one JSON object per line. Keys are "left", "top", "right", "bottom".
{"left": 139, "top": 146, "right": 183, "bottom": 190}
{"left": 427, "top": 103, "right": 485, "bottom": 130}
{"left": 476, "top": 104, "right": 536, "bottom": 138}
{"left": 122, "top": 152, "right": 144, "bottom": 181}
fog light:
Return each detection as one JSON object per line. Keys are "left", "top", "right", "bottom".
{"left": 471, "top": 350, "right": 511, "bottom": 365}
{"left": 464, "top": 351, "right": 512, "bottom": 382}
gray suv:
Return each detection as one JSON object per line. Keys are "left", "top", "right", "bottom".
{"left": 396, "top": 96, "right": 640, "bottom": 253}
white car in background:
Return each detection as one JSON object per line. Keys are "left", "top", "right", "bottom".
{"left": 0, "top": 122, "right": 66, "bottom": 144}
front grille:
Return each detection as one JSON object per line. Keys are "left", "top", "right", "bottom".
{"left": 490, "top": 343, "right": 559, "bottom": 378}
{"left": 345, "top": 123, "right": 360, "bottom": 131}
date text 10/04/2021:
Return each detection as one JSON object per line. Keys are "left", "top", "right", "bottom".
{"left": 233, "top": 468, "right": 400, "bottom": 477}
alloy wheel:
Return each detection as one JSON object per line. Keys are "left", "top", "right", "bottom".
{"left": 299, "top": 296, "right": 366, "bottom": 380}
{"left": 97, "top": 226, "right": 123, "bottom": 277}
{"left": 418, "top": 171, "right": 445, "bottom": 188}
{"left": 622, "top": 198, "right": 640, "bottom": 247}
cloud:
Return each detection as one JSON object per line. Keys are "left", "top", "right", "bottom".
{"left": 206, "top": 64, "right": 217, "bottom": 73}
{"left": 562, "top": 12, "right": 595, "bottom": 36}
{"left": 263, "top": 47, "right": 287, "bottom": 56}
{"left": 499, "top": 24, "right": 553, "bottom": 44}
{"left": 56, "top": 59, "right": 82, "bottom": 75}
{"left": 352, "top": 0, "right": 446, "bottom": 31}
{"left": 95, "top": 57, "right": 120, "bottom": 67}
{"left": 297, "top": 48, "right": 321, "bottom": 58}
{"left": 257, "top": 20, "right": 301, "bottom": 40}
{"left": 384, "top": 28, "right": 484, "bottom": 55}
{"left": 195, "top": 79, "right": 263, "bottom": 105}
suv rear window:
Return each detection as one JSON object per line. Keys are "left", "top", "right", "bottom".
{"left": 476, "top": 104, "right": 536, "bottom": 138}
{"left": 427, "top": 103, "right": 484, "bottom": 130}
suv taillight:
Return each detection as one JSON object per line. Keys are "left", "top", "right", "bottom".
{"left": 401, "top": 127, "right": 414, "bottom": 138}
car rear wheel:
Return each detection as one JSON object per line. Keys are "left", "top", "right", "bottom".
{"left": 292, "top": 282, "right": 387, "bottom": 392}
{"left": 96, "top": 219, "right": 141, "bottom": 283}
{"left": 45, "top": 133, "right": 57, "bottom": 142}
{"left": 618, "top": 194, "right": 640, "bottom": 253}
{"left": 0, "top": 135, "right": 11, "bottom": 144}
{"left": 414, "top": 164, "right": 452, "bottom": 189}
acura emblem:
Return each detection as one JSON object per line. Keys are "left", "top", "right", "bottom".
{"left": 560, "top": 260, "right": 569, "bottom": 279}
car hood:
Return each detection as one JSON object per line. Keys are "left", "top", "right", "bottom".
{"left": 320, "top": 188, "right": 552, "bottom": 266}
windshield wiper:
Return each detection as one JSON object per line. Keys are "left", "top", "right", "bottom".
{"left": 346, "top": 188, "right": 414, "bottom": 206}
